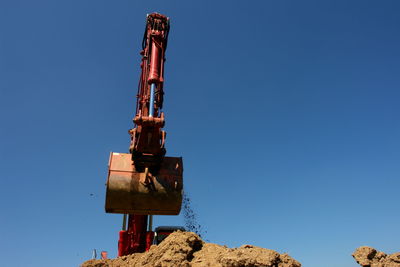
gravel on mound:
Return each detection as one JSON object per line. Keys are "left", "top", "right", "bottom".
{"left": 81, "top": 231, "right": 301, "bottom": 267}
{"left": 353, "top": 246, "right": 400, "bottom": 267}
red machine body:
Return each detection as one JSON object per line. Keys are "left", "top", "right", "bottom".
{"left": 117, "top": 13, "right": 172, "bottom": 256}
{"left": 118, "top": 215, "right": 153, "bottom": 256}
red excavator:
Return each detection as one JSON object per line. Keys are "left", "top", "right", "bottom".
{"left": 104, "top": 13, "right": 183, "bottom": 256}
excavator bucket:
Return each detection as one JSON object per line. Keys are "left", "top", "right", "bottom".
{"left": 105, "top": 152, "right": 183, "bottom": 215}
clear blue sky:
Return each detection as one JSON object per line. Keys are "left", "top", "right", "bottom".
{"left": 1, "top": 1, "right": 399, "bottom": 266}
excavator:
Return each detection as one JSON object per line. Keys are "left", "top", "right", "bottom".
{"left": 104, "top": 13, "right": 183, "bottom": 256}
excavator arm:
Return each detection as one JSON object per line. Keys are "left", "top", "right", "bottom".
{"left": 129, "top": 13, "right": 169, "bottom": 171}
{"left": 104, "top": 13, "right": 183, "bottom": 256}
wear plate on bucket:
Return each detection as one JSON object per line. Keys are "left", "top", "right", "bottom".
{"left": 105, "top": 152, "right": 183, "bottom": 215}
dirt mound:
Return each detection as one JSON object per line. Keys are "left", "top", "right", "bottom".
{"left": 81, "top": 231, "right": 301, "bottom": 267}
{"left": 352, "top": 246, "right": 400, "bottom": 267}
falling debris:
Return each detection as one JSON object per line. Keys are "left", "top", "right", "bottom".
{"left": 182, "top": 192, "right": 206, "bottom": 238}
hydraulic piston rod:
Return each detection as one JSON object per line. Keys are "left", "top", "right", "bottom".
{"left": 149, "top": 83, "right": 156, "bottom": 117}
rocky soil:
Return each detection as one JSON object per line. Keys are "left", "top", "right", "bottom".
{"left": 81, "top": 231, "right": 301, "bottom": 267}
{"left": 82, "top": 232, "right": 400, "bottom": 267}
{"left": 353, "top": 246, "right": 400, "bottom": 267}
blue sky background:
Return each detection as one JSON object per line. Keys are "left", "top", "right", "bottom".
{"left": 1, "top": 1, "right": 399, "bottom": 266}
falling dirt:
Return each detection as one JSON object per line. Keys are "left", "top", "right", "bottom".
{"left": 353, "top": 246, "right": 400, "bottom": 267}
{"left": 81, "top": 231, "right": 301, "bottom": 267}
{"left": 182, "top": 192, "right": 206, "bottom": 238}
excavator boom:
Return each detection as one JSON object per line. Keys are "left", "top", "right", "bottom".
{"left": 104, "top": 13, "right": 183, "bottom": 256}
{"left": 129, "top": 13, "right": 170, "bottom": 170}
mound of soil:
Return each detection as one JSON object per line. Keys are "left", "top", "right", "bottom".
{"left": 353, "top": 246, "right": 400, "bottom": 267}
{"left": 81, "top": 231, "right": 301, "bottom": 267}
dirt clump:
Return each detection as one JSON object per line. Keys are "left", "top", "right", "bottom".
{"left": 191, "top": 243, "right": 299, "bottom": 267}
{"left": 353, "top": 246, "right": 400, "bottom": 267}
{"left": 81, "top": 231, "right": 300, "bottom": 267}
